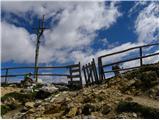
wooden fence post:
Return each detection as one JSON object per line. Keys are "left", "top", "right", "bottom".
{"left": 82, "top": 66, "right": 88, "bottom": 85}
{"left": 98, "top": 57, "right": 104, "bottom": 81}
{"left": 140, "top": 47, "right": 143, "bottom": 66}
{"left": 92, "top": 58, "right": 99, "bottom": 83}
{"left": 86, "top": 64, "right": 91, "bottom": 85}
{"left": 88, "top": 63, "right": 94, "bottom": 84}
{"left": 79, "top": 62, "right": 82, "bottom": 87}
{"left": 35, "top": 67, "right": 39, "bottom": 82}
{"left": 5, "top": 69, "right": 8, "bottom": 84}
{"left": 69, "top": 66, "right": 73, "bottom": 86}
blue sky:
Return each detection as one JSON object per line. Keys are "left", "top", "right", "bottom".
{"left": 1, "top": 1, "right": 159, "bottom": 83}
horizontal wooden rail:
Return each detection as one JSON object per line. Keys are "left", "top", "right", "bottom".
{"left": 103, "top": 52, "right": 158, "bottom": 67}
{"left": 1, "top": 64, "right": 80, "bottom": 70}
{"left": 100, "top": 43, "right": 159, "bottom": 58}
{"left": 103, "top": 66, "right": 141, "bottom": 73}
{"left": 1, "top": 73, "right": 70, "bottom": 77}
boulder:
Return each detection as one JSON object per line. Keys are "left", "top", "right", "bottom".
{"left": 40, "top": 85, "right": 58, "bottom": 94}
{"left": 21, "top": 88, "right": 33, "bottom": 94}
{"left": 55, "top": 85, "right": 69, "bottom": 91}
{"left": 37, "top": 78, "right": 43, "bottom": 84}
{"left": 35, "top": 85, "right": 58, "bottom": 99}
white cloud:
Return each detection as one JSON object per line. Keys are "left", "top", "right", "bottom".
{"left": 1, "top": 1, "right": 121, "bottom": 64}
{"left": 71, "top": 42, "right": 141, "bottom": 65}
{"left": 134, "top": 1, "right": 159, "bottom": 44}
{"left": 1, "top": 21, "right": 35, "bottom": 63}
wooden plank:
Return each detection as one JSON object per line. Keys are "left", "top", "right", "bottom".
{"left": 103, "top": 66, "right": 141, "bottom": 73}
{"left": 85, "top": 64, "right": 91, "bottom": 84}
{"left": 79, "top": 62, "right": 82, "bottom": 87}
{"left": 70, "top": 68, "right": 80, "bottom": 73}
{"left": 69, "top": 67, "right": 73, "bottom": 85}
{"left": 92, "top": 59, "right": 99, "bottom": 82}
{"left": 139, "top": 47, "right": 143, "bottom": 66}
{"left": 98, "top": 57, "right": 104, "bottom": 81}
{"left": 82, "top": 66, "right": 88, "bottom": 85}
{"left": 1, "top": 64, "right": 80, "bottom": 70}
{"left": 68, "top": 75, "right": 80, "bottom": 78}
{"left": 103, "top": 52, "right": 159, "bottom": 68}
{"left": 88, "top": 63, "right": 94, "bottom": 84}
{"left": 1, "top": 73, "right": 69, "bottom": 77}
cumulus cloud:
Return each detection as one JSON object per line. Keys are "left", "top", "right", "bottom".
{"left": 1, "top": 1, "right": 121, "bottom": 64}
{"left": 134, "top": 1, "right": 159, "bottom": 44}
{"left": 1, "top": 21, "right": 35, "bottom": 63}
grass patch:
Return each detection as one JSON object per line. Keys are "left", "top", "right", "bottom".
{"left": 1, "top": 104, "right": 17, "bottom": 115}
{"left": 117, "top": 101, "right": 159, "bottom": 119}
{"left": 1, "top": 92, "right": 37, "bottom": 104}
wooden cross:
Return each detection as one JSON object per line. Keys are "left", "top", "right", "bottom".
{"left": 33, "top": 15, "right": 49, "bottom": 82}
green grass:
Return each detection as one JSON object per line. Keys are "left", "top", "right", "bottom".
{"left": 117, "top": 101, "right": 159, "bottom": 119}
{"left": 1, "top": 104, "right": 17, "bottom": 115}
{"left": 1, "top": 92, "right": 37, "bottom": 104}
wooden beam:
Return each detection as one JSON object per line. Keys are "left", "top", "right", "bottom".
{"left": 100, "top": 43, "right": 158, "bottom": 58}
{"left": 103, "top": 52, "right": 159, "bottom": 68}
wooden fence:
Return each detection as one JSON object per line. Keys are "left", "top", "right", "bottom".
{"left": 82, "top": 59, "right": 99, "bottom": 86}
{"left": 98, "top": 43, "right": 159, "bottom": 81}
{"left": 1, "top": 43, "right": 159, "bottom": 87}
{"left": 1, "top": 62, "right": 82, "bottom": 87}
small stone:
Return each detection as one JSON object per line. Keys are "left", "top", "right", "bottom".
{"left": 125, "top": 97, "right": 133, "bottom": 101}
{"left": 25, "top": 102, "right": 35, "bottom": 108}
{"left": 9, "top": 84, "right": 17, "bottom": 87}
{"left": 82, "top": 103, "right": 95, "bottom": 115}
{"left": 101, "top": 104, "right": 112, "bottom": 115}
{"left": 67, "top": 107, "right": 78, "bottom": 118}
{"left": 132, "top": 112, "right": 137, "bottom": 118}
{"left": 114, "top": 100, "right": 120, "bottom": 104}
{"left": 20, "top": 107, "right": 28, "bottom": 113}
{"left": 34, "top": 100, "right": 42, "bottom": 107}
{"left": 28, "top": 108, "right": 35, "bottom": 113}
{"left": 91, "top": 112, "right": 102, "bottom": 118}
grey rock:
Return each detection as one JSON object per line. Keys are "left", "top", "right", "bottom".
{"left": 101, "top": 104, "right": 112, "bottom": 115}
{"left": 55, "top": 85, "right": 69, "bottom": 91}
{"left": 132, "top": 112, "right": 137, "bottom": 118}
{"left": 40, "top": 85, "right": 58, "bottom": 94}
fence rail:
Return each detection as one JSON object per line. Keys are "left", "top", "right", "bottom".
{"left": 1, "top": 63, "right": 82, "bottom": 87}
{"left": 98, "top": 43, "right": 159, "bottom": 81}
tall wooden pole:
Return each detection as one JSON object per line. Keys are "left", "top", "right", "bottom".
{"left": 33, "top": 15, "right": 47, "bottom": 82}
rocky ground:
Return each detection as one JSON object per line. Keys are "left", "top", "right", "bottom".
{"left": 1, "top": 63, "right": 159, "bottom": 119}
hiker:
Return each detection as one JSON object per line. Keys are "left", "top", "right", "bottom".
{"left": 21, "top": 72, "right": 34, "bottom": 87}
{"left": 112, "top": 64, "right": 120, "bottom": 77}
{"left": 24, "top": 72, "right": 33, "bottom": 81}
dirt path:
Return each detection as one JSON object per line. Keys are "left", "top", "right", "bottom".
{"left": 123, "top": 95, "right": 159, "bottom": 109}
